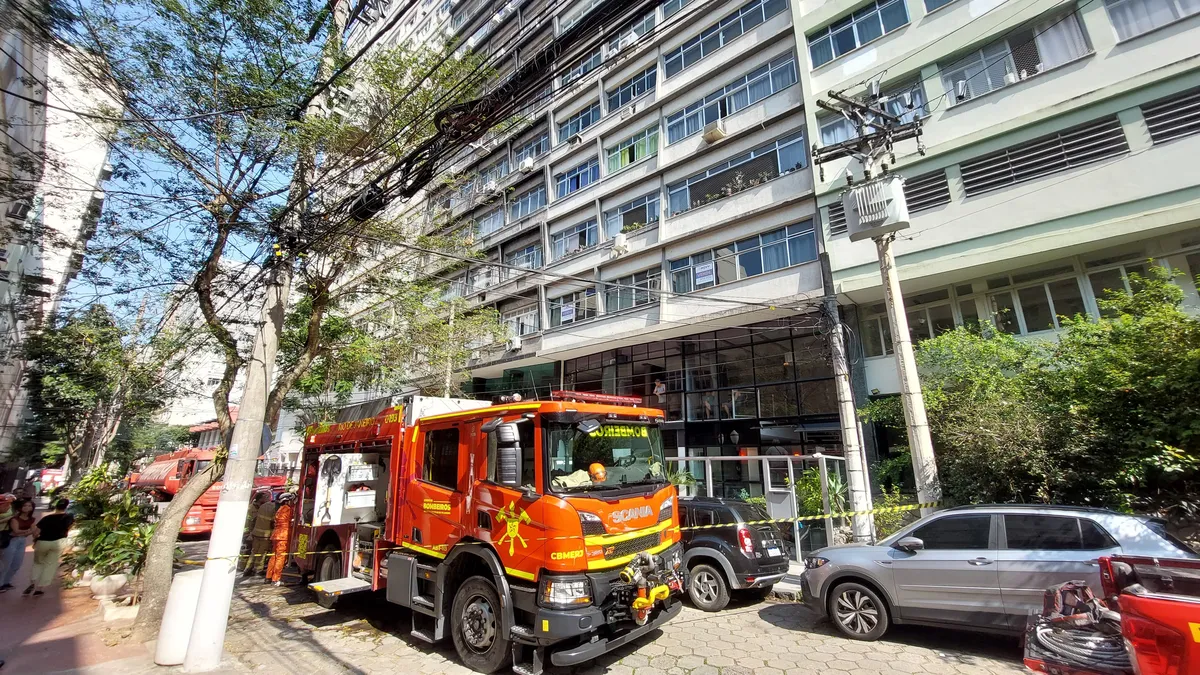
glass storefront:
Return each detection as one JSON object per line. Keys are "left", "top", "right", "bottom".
{"left": 562, "top": 317, "right": 844, "bottom": 498}
{"left": 466, "top": 363, "right": 558, "bottom": 402}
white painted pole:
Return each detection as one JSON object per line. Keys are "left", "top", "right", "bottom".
{"left": 875, "top": 234, "right": 940, "bottom": 515}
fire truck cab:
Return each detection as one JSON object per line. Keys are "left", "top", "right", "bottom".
{"left": 291, "top": 393, "right": 684, "bottom": 674}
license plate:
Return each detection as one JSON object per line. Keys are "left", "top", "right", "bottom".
{"left": 767, "top": 547, "right": 782, "bottom": 558}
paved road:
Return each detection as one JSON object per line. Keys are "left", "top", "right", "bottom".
{"left": 215, "top": 576, "right": 1026, "bottom": 675}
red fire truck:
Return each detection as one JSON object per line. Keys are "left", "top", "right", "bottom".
{"left": 131, "top": 447, "right": 284, "bottom": 535}
{"left": 288, "top": 393, "right": 685, "bottom": 674}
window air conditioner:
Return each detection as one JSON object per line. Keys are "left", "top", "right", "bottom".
{"left": 505, "top": 336, "right": 522, "bottom": 352}
{"left": 519, "top": 157, "right": 535, "bottom": 173}
{"left": 702, "top": 119, "right": 727, "bottom": 144}
{"left": 618, "top": 32, "right": 635, "bottom": 50}
{"left": 620, "top": 103, "right": 636, "bottom": 119}
{"left": 610, "top": 232, "right": 629, "bottom": 258}
{"left": 844, "top": 175, "right": 910, "bottom": 243}
{"left": 568, "top": 133, "right": 583, "bottom": 146}
{"left": 483, "top": 180, "right": 498, "bottom": 194}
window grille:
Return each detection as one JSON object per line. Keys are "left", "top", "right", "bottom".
{"left": 1141, "top": 86, "right": 1200, "bottom": 145}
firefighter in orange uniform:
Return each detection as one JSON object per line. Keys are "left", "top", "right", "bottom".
{"left": 266, "top": 493, "right": 296, "bottom": 585}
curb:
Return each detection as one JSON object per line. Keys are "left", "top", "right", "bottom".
{"left": 768, "top": 586, "right": 802, "bottom": 603}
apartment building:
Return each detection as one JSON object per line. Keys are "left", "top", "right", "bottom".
{"left": 342, "top": 0, "right": 843, "bottom": 498}
{"left": 0, "top": 28, "right": 114, "bottom": 478}
{"left": 791, "top": 0, "right": 1200, "bottom": 454}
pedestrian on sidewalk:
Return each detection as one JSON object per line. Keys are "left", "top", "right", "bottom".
{"left": 266, "top": 493, "right": 296, "bottom": 586}
{"left": 25, "top": 499, "right": 73, "bottom": 596}
{"left": 0, "top": 499, "right": 37, "bottom": 591}
{"left": 243, "top": 493, "right": 276, "bottom": 576}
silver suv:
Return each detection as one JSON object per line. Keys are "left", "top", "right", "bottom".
{"left": 800, "top": 505, "right": 1197, "bottom": 641}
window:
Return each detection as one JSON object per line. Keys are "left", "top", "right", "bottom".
{"left": 502, "top": 305, "right": 540, "bottom": 337}
{"left": 605, "top": 270, "right": 660, "bottom": 311}
{"left": 484, "top": 422, "right": 536, "bottom": 487}
{"left": 911, "top": 515, "right": 991, "bottom": 550}
{"left": 555, "top": 157, "right": 600, "bottom": 198}
{"left": 606, "top": 126, "right": 658, "bottom": 174}
{"left": 959, "top": 116, "right": 1129, "bottom": 197}
{"left": 514, "top": 132, "right": 549, "bottom": 165}
{"left": 561, "top": 48, "right": 602, "bottom": 86}
{"left": 509, "top": 184, "right": 546, "bottom": 221}
{"left": 860, "top": 292, "right": 960, "bottom": 357}
{"left": 670, "top": 221, "right": 816, "bottom": 293}
{"left": 423, "top": 428, "right": 460, "bottom": 489}
{"left": 1104, "top": 0, "right": 1199, "bottom": 41}
{"left": 560, "top": 0, "right": 603, "bottom": 32}
{"left": 607, "top": 67, "right": 656, "bottom": 111}
{"left": 504, "top": 243, "right": 542, "bottom": 272}
{"left": 819, "top": 83, "right": 927, "bottom": 145}
{"left": 666, "top": 55, "right": 798, "bottom": 144}
{"left": 807, "top": 0, "right": 909, "bottom": 68}
{"left": 987, "top": 277, "right": 1085, "bottom": 334}
{"left": 1142, "top": 87, "right": 1200, "bottom": 145}
{"left": 557, "top": 103, "right": 601, "bottom": 143}
{"left": 941, "top": 16, "right": 1089, "bottom": 105}
{"left": 551, "top": 219, "right": 598, "bottom": 260}
{"left": 663, "top": 0, "right": 695, "bottom": 17}
{"left": 663, "top": 0, "right": 788, "bottom": 78}
{"left": 607, "top": 10, "right": 655, "bottom": 54}
{"left": 1087, "top": 262, "right": 1146, "bottom": 317}
{"left": 550, "top": 288, "right": 597, "bottom": 326}
{"left": 603, "top": 193, "right": 659, "bottom": 237}
{"left": 667, "top": 132, "right": 806, "bottom": 214}
{"left": 1004, "top": 515, "right": 1118, "bottom": 550}
{"left": 473, "top": 207, "right": 504, "bottom": 237}
{"left": 925, "top": 0, "right": 958, "bottom": 11}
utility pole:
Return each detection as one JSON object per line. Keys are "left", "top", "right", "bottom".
{"left": 820, "top": 253, "right": 874, "bottom": 542}
{"left": 444, "top": 300, "right": 456, "bottom": 395}
{"left": 181, "top": 2, "right": 348, "bottom": 670}
{"left": 812, "top": 83, "right": 941, "bottom": 516}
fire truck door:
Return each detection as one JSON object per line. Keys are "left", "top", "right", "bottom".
{"left": 473, "top": 419, "right": 543, "bottom": 578}
{"left": 406, "top": 425, "right": 467, "bottom": 556}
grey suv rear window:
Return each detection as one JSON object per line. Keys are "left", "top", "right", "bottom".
{"left": 1004, "top": 515, "right": 1117, "bottom": 550}
{"left": 912, "top": 515, "right": 990, "bottom": 549}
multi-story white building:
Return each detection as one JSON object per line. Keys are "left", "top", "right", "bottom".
{"left": 794, "top": 0, "right": 1200, "bottom": 455}
{"left": 343, "top": 0, "right": 1200, "bottom": 495}
{"left": 346, "top": 0, "right": 838, "bottom": 500}
{"left": 0, "top": 28, "right": 115, "bottom": 479}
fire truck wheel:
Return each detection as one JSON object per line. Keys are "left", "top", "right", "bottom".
{"left": 451, "top": 576, "right": 512, "bottom": 673}
{"left": 316, "top": 545, "right": 342, "bottom": 583}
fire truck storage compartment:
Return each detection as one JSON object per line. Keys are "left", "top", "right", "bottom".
{"left": 313, "top": 452, "right": 382, "bottom": 526}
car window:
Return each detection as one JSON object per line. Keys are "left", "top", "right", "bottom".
{"left": 1005, "top": 515, "right": 1084, "bottom": 550}
{"left": 693, "top": 508, "right": 716, "bottom": 527}
{"left": 912, "top": 515, "right": 991, "bottom": 550}
{"left": 728, "top": 501, "right": 769, "bottom": 523}
{"left": 1145, "top": 520, "right": 1198, "bottom": 555}
{"left": 1079, "top": 519, "right": 1118, "bottom": 549}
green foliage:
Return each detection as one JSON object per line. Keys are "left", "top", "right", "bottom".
{"left": 861, "top": 265, "right": 1200, "bottom": 509}
{"left": 667, "top": 466, "right": 696, "bottom": 487}
{"left": 874, "top": 450, "right": 912, "bottom": 492}
{"left": 67, "top": 477, "right": 157, "bottom": 577}
{"left": 790, "top": 467, "right": 848, "bottom": 516}
{"left": 736, "top": 488, "right": 767, "bottom": 510}
{"left": 871, "top": 486, "right": 914, "bottom": 538}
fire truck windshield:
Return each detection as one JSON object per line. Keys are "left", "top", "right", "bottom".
{"left": 545, "top": 421, "right": 667, "bottom": 494}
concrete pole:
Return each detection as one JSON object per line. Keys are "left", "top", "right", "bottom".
{"left": 820, "top": 253, "right": 875, "bottom": 541}
{"left": 444, "top": 300, "right": 456, "bottom": 395}
{"left": 874, "top": 233, "right": 940, "bottom": 515}
{"left": 182, "top": 3, "right": 346, "bottom": 670}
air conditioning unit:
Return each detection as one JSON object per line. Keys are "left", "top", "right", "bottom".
{"left": 620, "top": 103, "right": 636, "bottom": 119}
{"left": 505, "top": 336, "right": 522, "bottom": 352}
{"left": 483, "top": 180, "right": 498, "bottom": 194}
{"left": 610, "top": 232, "right": 629, "bottom": 258}
{"left": 702, "top": 119, "right": 727, "bottom": 144}
{"left": 519, "top": 157, "right": 535, "bottom": 173}
{"left": 618, "top": 32, "right": 635, "bottom": 50}
{"left": 568, "top": 133, "right": 583, "bottom": 146}
{"left": 844, "top": 175, "right": 910, "bottom": 243}
{"left": 444, "top": 24, "right": 456, "bottom": 36}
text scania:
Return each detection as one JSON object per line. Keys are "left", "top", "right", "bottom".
{"left": 610, "top": 505, "right": 653, "bottom": 524}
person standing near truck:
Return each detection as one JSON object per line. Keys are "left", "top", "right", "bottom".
{"left": 243, "top": 494, "right": 276, "bottom": 576}
{"left": 266, "top": 493, "right": 296, "bottom": 585}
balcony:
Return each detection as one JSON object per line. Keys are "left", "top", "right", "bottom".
{"left": 661, "top": 164, "right": 813, "bottom": 245}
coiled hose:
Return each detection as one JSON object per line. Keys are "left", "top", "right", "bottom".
{"left": 1034, "top": 624, "right": 1131, "bottom": 672}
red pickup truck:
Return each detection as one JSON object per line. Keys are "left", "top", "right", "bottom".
{"left": 1024, "top": 554, "right": 1199, "bottom": 675}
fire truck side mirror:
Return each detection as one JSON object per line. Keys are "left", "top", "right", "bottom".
{"left": 496, "top": 423, "right": 522, "bottom": 488}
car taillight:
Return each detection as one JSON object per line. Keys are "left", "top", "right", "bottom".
{"left": 1123, "top": 615, "right": 1185, "bottom": 675}
{"left": 737, "top": 525, "right": 754, "bottom": 557}
{"left": 1098, "top": 556, "right": 1118, "bottom": 598}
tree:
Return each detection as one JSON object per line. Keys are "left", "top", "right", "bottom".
{"left": 21, "top": 304, "right": 176, "bottom": 482}
{"left": 862, "top": 266, "right": 1200, "bottom": 509}
{"left": 23, "top": 0, "right": 505, "bottom": 637}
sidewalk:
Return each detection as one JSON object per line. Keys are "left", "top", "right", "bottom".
{"left": 0, "top": 498, "right": 144, "bottom": 674}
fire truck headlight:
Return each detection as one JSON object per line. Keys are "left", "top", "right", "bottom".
{"left": 185, "top": 517, "right": 200, "bottom": 525}
{"left": 539, "top": 576, "right": 592, "bottom": 609}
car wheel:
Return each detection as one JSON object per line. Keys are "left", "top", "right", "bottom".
{"left": 687, "top": 563, "right": 730, "bottom": 612}
{"left": 451, "top": 576, "right": 512, "bottom": 673}
{"left": 828, "top": 582, "right": 889, "bottom": 641}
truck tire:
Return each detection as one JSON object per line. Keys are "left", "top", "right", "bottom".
{"left": 451, "top": 576, "right": 512, "bottom": 673}
{"left": 316, "top": 545, "right": 342, "bottom": 582}
{"left": 687, "top": 563, "right": 730, "bottom": 612}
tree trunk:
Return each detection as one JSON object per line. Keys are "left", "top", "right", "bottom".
{"left": 131, "top": 460, "right": 224, "bottom": 641}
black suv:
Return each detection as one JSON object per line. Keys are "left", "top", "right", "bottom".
{"left": 679, "top": 497, "right": 790, "bottom": 611}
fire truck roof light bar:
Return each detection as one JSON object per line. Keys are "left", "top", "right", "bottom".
{"left": 550, "top": 390, "right": 643, "bottom": 406}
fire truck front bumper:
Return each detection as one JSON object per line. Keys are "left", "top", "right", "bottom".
{"left": 545, "top": 597, "right": 682, "bottom": 667}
